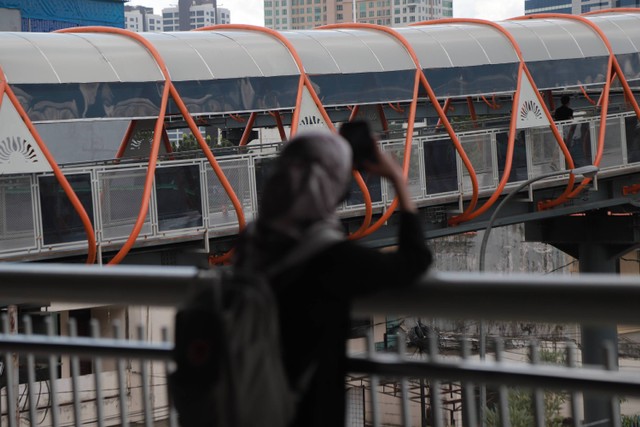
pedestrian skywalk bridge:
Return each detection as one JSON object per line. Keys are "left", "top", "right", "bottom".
{"left": 2, "top": 110, "right": 640, "bottom": 263}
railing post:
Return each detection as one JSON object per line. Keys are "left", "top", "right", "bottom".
{"left": 6, "top": 307, "right": 19, "bottom": 427}
{"left": 579, "top": 242, "right": 620, "bottom": 426}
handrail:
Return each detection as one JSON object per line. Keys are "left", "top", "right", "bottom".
{"left": 355, "top": 270, "right": 640, "bottom": 325}
{"left": 2, "top": 263, "right": 640, "bottom": 326}
{"left": 2, "top": 264, "right": 640, "bottom": 427}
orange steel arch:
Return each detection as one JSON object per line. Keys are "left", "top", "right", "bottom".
{"left": 269, "top": 111, "right": 288, "bottom": 141}
{"left": 466, "top": 97, "right": 479, "bottom": 127}
{"left": 57, "top": 26, "right": 245, "bottom": 265}
{"left": 0, "top": 67, "right": 97, "bottom": 264}
{"left": 318, "top": 22, "right": 480, "bottom": 236}
{"left": 481, "top": 95, "right": 501, "bottom": 110}
{"left": 579, "top": 85, "right": 598, "bottom": 106}
{"left": 412, "top": 18, "right": 576, "bottom": 224}
{"left": 116, "top": 121, "right": 137, "bottom": 160}
{"left": 510, "top": 13, "right": 640, "bottom": 209}
{"left": 435, "top": 98, "right": 453, "bottom": 129}
{"left": 342, "top": 103, "right": 374, "bottom": 238}
{"left": 544, "top": 90, "right": 556, "bottom": 112}
{"left": 239, "top": 112, "right": 258, "bottom": 146}
{"left": 196, "top": 25, "right": 336, "bottom": 134}
{"left": 197, "top": 24, "right": 376, "bottom": 239}
{"left": 388, "top": 102, "right": 405, "bottom": 114}
{"left": 115, "top": 120, "right": 174, "bottom": 160}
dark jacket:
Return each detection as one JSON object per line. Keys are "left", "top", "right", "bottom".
{"left": 270, "top": 212, "right": 432, "bottom": 427}
{"left": 554, "top": 104, "right": 573, "bottom": 121}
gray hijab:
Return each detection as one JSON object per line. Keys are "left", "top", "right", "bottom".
{"left": 234, "top": 129, "right": 353, "bottom": 274}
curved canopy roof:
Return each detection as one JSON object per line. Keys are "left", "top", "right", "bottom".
{"left": 285, "top": 28, "right": 415, "bottom": 74}
{"left": 397, "top": 23, "right": 522, "bottom": 97}
{"left": 500, "top": 17, "right": 612, "bottom": 89}
{"left": 585, "top": 10, "right": 640, "bottom": 52}
{"left": 398, "top": 24, "right": 520, "bottom": 68}
{"left": 0, "top": 32, "right": 163, "bottom": 84}
{"left": 0, "top": 11, "right": 639, "bottom": 121}
{"left": 145, "top": 31, "right": 300, "bottom": 80}
{"left": 585, "top": 12, "right": 640, "bottom": 82}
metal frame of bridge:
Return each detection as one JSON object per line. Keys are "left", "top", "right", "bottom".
{"left": 1, "top": 9, "right": 640, "bottom": 264}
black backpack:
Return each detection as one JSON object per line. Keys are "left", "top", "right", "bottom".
{"left": 168, "top": 267, "right": 296, "bottom": 427}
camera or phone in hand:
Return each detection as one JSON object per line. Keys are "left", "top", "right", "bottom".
{"left": 339, "top": 120, "right": 378, "bottom": 171}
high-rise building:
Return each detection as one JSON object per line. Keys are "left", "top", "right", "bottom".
{"left": 264, "top": 0, "right": 453, "bottom": 30}
{"left": 0, "top": 0, "right": 126, "bottom": 31}
{"left": 162, "top": 0, "right": 230, "bottom": 31}
{"left": 124, "top": 6, "right": 163, "bottom": 32}
{"left": 525, "top": 0, "right": 640, "bottom": 15}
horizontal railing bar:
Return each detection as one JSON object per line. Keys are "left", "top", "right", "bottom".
{"left": 2, "top": 264, "right": 640, "bottom": 325}
{"left": 0, "top": 263, "right": 215, "bottom": 307}
{"left": 0, "top": 333, "right": 173, "bottom": 360}
{"left": 2, "top": 330, "right": 637, "bottom": 400}
{"left": 353, "top": 271, "right": 640, "bottom": 325}
{"left": 347, "top": 353, "right": 640, "bottom": 397}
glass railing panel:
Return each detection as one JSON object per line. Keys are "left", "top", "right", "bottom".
{"left": 528, "top": 127, "right": 564, "bottom": 176}
{"left": 98, "top": 168, "right": 151, "bottom": 241}
{"left": 0, "top": 176, "right": 36, "bottom": 252}
{"left": 460, "top": 133, "right": 494, "bottom": 193}
{"left": 423, "top": 137, "right": 458, "bottom": 195}
{"left": 560, "top": 120, "right": 593, "bottom": 168}
{"left": 155, "top": 164, "right": 203, "bottom": 232}
{"left": 624, "top": 115, "right": 640, "bottom": 164}
{"left": 384, "top": 141, "right": 422, "bottom": 201}
{"left": 205, "top": 157, "right": 254, "bottom": 229}
{"left": 344, "top": 170, "right": 383, "bottom": 209}
{"left": 39, "top": 173, "right": 94, "bottom": 246}
{"left": 596, "top": 117, "right": 622, "bottom": 169}
{"left": 496, "top": 130, "right": 528, "bottom": 183}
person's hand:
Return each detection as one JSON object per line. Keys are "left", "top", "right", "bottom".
{"left": 361, "top": 149, "right": 402, "bottom": 182}
{"left": 360, "top": 145, "right": 417, "bottom": 213}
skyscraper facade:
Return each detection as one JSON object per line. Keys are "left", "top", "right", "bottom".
{"left": 162, "top": 1, "right": 230, "bottom": 31}
{"left": 264, "top": 0, "right": 453, "bottom": 30}
{"left": 0, "top": 0, "right": 126, "bottom": 31}
{"left": 124, "top": 6, "right": 163, "bottom": 32}
{"left": 525, "top": 0, "right": 640, "bottom": 15}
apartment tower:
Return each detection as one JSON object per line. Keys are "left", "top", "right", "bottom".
{"left": 264, "top": 0, "right": 453, "bottom": 30}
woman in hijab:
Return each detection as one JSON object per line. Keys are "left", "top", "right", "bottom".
{"left": 233, "top": 126, "right": 432, "bottom": 427}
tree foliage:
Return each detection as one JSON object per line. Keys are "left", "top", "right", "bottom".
{"left": 484, "top": 348, "right": 567, "bottom": 427}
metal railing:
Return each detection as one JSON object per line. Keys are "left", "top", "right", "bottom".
{"left": 0, "top": 263, "right": 640, "bottom": 426}
{"left": 3, "top": 110, "right": 640, "bottom": 261}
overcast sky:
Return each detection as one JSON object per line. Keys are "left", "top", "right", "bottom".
{"left": 127, "top": 0, "right": 525, "bottom": 25}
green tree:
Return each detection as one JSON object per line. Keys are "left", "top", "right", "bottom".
{"left": 485, "top": 349, "right": 567, "bottom": 427}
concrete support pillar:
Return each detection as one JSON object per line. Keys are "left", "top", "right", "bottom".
{"left": 525, "top": 210, "right": 640, "bottom": 425}
{"left": 578, "top": 243, "right": 619, "bottom": 426}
